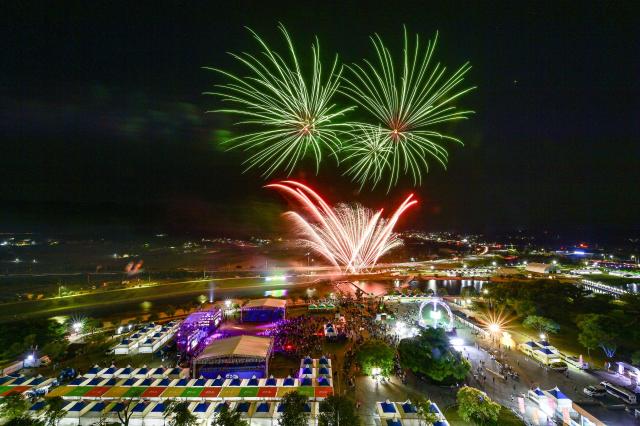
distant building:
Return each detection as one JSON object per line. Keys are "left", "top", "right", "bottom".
{"left": 525, "top": 263, "right": 559, "bottom": 274}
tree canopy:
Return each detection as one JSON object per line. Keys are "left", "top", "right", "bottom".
{"left": 355, "top": 339, "right": 395, "bottom": 376}
{"left": 318, "top": 395, "right": 361, "bottom": 426}
{"left": 0, "top": 393, "right": 28, "bottom": 421}
{"left": 523, "top": 315, "right": 560, "bottom": 335}
{"left": 163, "top": 400, "right": 200, "bottom": 426}
{"left": 398, "top": 328, "right": 470, "bottom": 383}
{"left": 279, "top": 391, "right": 309, "bottom": 426}
{"left": 210, "top": 403, "right": 248, "bottom": 426}
{"left": 44, "top": 396, "right": 67, "bottom": 426}
{"left": 456, "top": 386, "right": 501, "bottom": 425}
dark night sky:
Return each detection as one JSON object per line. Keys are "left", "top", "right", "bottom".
{"left": 1, "top": 1, "right": 639, "bottom": 238}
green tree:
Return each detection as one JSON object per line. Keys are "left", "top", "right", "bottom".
{"left": 41, "top": 340, "right": 68, "bottom": 362}
{"left": 279, "top": 391, "right": 309, "bottom": 426}
{"left": 163, "top": 400, "right": 199, "bottom": 426}
{"left": 0, "top": 393, "right": 28, "bottom": 420}
{"left": 44, "top": 396, "right": 67, "bottom": 426}
{"left": 576, "top": 314, "right": 618, "bottom": 358}
{"left": 23, "top": 334, "right": 37, "bottom": 350}
{"left": 398, "top": 328, "right": 470, "bottom": 383}
{"left": 414, "top": 398, "right": 440, "bottom": 426}
{"left": 318, "top": 395, "right": 361, "bottom": 426}
{"left": 6, "top": 417, "right": 45, "bottom": 426}
{"left": 523, "top": 315, "right": 560, "bottom": 336}
{"left": 456, "top": 386, "right": 501, "bottom": 425}
{"left": 355, "top": 339, "right": 395, "bottom": 376}
{"left": 210, "top": 403, "right": 248, "bottom": 426}
{"left": 631, "top": 350, "right": 640, "bottom": 366}
{"left": 113, "top": 398, "right": 135, "bottom": 426}
{"left": 165, "top": 305, "right": 177, "bottom": 318}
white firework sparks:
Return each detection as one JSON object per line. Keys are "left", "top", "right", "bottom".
{"left": 267, "top": 180, "right": 417, "bottom": 273}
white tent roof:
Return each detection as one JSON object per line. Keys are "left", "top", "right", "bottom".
{"left": 242, "top": 298, "right": 287, "bottom": 309}
{"left": 195, "top": 335, "right": 273, "bottom": 361}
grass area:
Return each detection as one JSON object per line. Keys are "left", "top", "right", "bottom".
{"left": 0, "top": 276, "right": 277, "bottom": 321}
{"left": 443, "top": 405, "right": 524, "bottom": 426}
{"left": 584, "top": 274, "right": 638, "bottom": 287}
{"left": 505, "top": 317, "right": 606, "bottom": 367}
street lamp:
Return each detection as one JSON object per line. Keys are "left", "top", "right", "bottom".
{"left": 539, "top": 333, "right": 546, "bottom": 341}
{"left": 72, "top": 322, "right": 83, "bottom": 333}
{"left": 488, "top": 323, "right": 500, "bottom": 333}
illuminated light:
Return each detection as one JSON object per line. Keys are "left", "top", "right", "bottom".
{"left": 117, "top": 326, "right": 123, "bottom": 334}
{"left": 264, "top": 275, "right": 287, "bottom": 282}
{"left": 488, "top": 323, "right": 500, "bottom": 333}
{"left": 264, "top": 289, "right": 288, "bottom": 297}
{"left": 342, "top": 29, "right": 474, "bottom": 189}
{"left": 224, "top": 300, "right": 232, "bottom": 308}
{"left": 429, "top": 310, "right": 442, "bottom": 320}
{"left": 573, "top": 250, "right": 585, "bottom": 255}
{"left": 450, "top": 337, "right": 464, "bottom": 347}
{"left": 492, "top": 261, "right": 497, "bottom": 267}
{"left": 539, "top": 333, "right": 546, "bottom": 341}
{"left": 205, "top": 24, "right": 353, "bottom": 178}
{"left": 371, "top": 367, "right": 381, "bottom": 376}
{"left": 72, "top": 322, "right": 83, "bottom": 333}
{"left": 267, "top": 180, "right": 417, "bottom": 273}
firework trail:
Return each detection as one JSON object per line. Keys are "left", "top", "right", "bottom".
{"left": 267, "top": 180, "right": 416, "bottom": 273}
{"left": 341, "top": 28, "right": 475, "bottom": 190}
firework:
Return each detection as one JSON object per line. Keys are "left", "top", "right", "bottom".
{"left": 204, "top": 25, "right": 353, "bottom": 178}
{"left": 342, "top": 29, "right": 475, "bottom": 189}
{"left": 342, "top": 125, "right": 392, "bottom": 191}
{"left": 266, "top": 180, "right": 416, "bottom": 273}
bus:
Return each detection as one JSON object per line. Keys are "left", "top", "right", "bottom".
{"left": 600, "top": 381, "right": 637, "bottom": 404}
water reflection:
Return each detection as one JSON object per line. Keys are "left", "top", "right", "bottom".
{"left": 355, "top": 279, "right": 487, "bottom": 296}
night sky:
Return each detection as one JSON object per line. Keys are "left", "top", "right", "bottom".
{"left": 2, "top": 1, "right": 639, "bottom": 238}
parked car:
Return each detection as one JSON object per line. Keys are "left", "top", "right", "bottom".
{"left": 583, "top": 385, "right": 606, "bottom": 397}
{"left": 550, "top": 361, "right": 568, "bottom": 372}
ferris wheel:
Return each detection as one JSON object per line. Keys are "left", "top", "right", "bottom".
{"left": 418, "top": 297, "right": 454, "bottom": 331}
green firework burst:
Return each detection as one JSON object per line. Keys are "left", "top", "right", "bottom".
{"left": 341, "top": 29, "right": 475, "bottom": 190}
{"left": 204, "top": 24, "right": 354, "bottom": 177}
{"left": 342, "top": 125, "right": 392, "bottom": 191}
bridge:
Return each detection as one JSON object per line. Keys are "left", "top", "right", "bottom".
{"left": 580, "top": 279, "right": 628, "bottom": 297}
